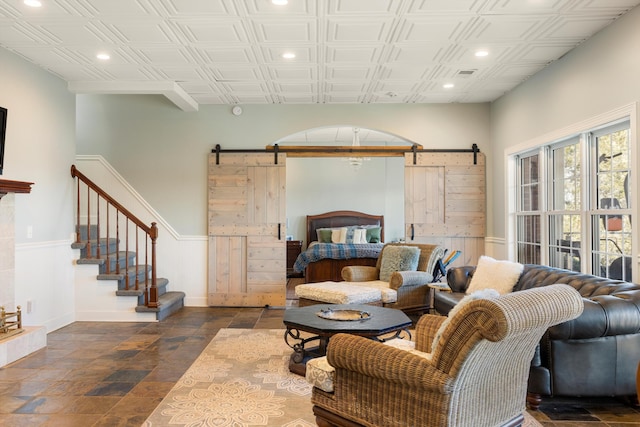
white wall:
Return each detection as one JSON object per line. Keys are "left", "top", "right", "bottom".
{"left": 0, "top": 48, "right": 77, "bottom": 331}
{"left": 489, "top": 5, "right": 640, "bottom": 259}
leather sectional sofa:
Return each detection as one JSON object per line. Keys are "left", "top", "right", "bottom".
{"left": 434, "top": 264, "right": 640, "bottom": 409}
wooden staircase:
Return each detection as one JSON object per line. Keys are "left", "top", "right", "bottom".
{"left": 71, "top": 165, "right": 185, "bottom": 321}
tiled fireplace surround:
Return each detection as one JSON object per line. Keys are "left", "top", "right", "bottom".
{"left": 0, "top": 182, "right": 46, "bottom": 367}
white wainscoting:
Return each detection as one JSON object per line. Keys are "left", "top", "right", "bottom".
{"left": 484, "top": 237, "right": 507, "bottom": 260}
{"left": 15, "top": 239, "right": 77, "bottom": 333}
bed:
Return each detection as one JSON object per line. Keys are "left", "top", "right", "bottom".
{"left": 293, "top": 210, "right": 385, "bottom": 283}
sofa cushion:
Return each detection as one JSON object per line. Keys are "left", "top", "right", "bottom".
{"left": 466, "top": 255, "right": 523, "bottom": 295}
{"left": 379, "top": 245, "right": 420, "bottom": 281}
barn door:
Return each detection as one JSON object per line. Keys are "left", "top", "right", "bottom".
{"left": 208, "top": 152, "right": 286, "bottom": 306}
{"left": 404, "top": 152, "right": 486, "bottom": 267}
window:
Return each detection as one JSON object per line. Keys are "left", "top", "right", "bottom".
{"left": 592, "top": 123, "right": 632, "bottom": 280}
{"left": 513, "top": 119, "right": 632, "bottom": 281}
{"left": 548, "top": 138, "right": 581, "bottom": 272}
{"left": 516, "top": 153, "right": 541, "bottom": 264}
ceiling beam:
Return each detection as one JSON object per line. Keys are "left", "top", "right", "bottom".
{"left": 67, "top": 81, "right": 199, "bottom": 112}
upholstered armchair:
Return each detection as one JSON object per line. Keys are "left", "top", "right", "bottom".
{"left": 340, "top": 242, "right": 445, "bottom": 313}
{"left": 310, "top": 284, "right": 583, "bottom": 427}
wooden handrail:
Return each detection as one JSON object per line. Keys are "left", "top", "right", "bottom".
{"left": 71, "top": 165, "right": 159, "bottom": 308}
{"left": 71, "top": 165, "right": 153, "bottom": 234}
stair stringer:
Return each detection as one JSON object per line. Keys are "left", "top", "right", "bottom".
{"left": 73, "top": 253, "right": 157, "bottom": 322}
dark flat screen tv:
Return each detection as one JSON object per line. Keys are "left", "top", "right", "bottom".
{"left": 0, "top": 106, "right": 6, "bottom": 175}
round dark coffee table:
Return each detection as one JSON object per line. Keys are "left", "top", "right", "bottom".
{"left": 283, "top": 304, "right": 412, "bottom": 375}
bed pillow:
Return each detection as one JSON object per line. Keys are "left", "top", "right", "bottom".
{"left": 466, "top": 255, "right": 524, "bottom": 295}
{"left": 365, "top": 226, "right": 382, "bottom": 243}
{"left": 379, "top": 245, "right": 420, "bottom": 282}
{"left": 316, "top": 228, "right": 333, "bottom": 243}
{"left": 345, "top": 226, "right": 357, "bottom": 243}
{"left": 352, "top": 228, "right": 368, "bottom": 244}
{"left": 331, "top": 227, "right": 348, "bottom": 244}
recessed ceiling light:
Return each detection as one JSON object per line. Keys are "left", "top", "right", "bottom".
{"left": 282, "top": 52, "right": 296, "bottom": 59}
{"left": 96, "top": 53, "right": 110, "bottom": 60}
{"left": 475, "top": 50, "right": 489, "bottom": 57}
{"left": 272, "top": 0, "right": 288, "bottom": 5}
{"left": 24, "top": 0, "right": 42, "bottom": 7}
{"left": 443, "top": 83, "right": 455, "bottom": 89}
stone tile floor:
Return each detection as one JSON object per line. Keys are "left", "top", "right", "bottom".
{"left": 0, "top": 306, "right": 637, "bottom": 426}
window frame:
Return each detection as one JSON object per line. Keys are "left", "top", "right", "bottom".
{"left": 506, "top": 105, "right": 637, "bottom": 282}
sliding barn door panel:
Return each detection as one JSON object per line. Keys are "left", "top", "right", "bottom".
{"left": 208, "top": 153, "right": 286, "bottom": 307}
{"left": 405, "top": 152, "right": 485, "bottom": 267}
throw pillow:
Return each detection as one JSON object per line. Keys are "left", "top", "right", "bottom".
{"left": 379, "top": 246, "right": 420, "bottom": 282}
{"left": 365, "top": 226, "right": 382, "bottom": 243}
{"left": 352, "top": 228, "right": 368, "bottom": 244}
{"left": 316, "top": 228, "right": 332, "bottom": 243}
{"left": 466, "top": 255, "right": 524, "bottom": 295}
{"left": 331, "top": 227, "right": 347, "bottom": 244}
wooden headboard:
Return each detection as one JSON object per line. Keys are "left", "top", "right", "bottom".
{"left": 306, "top": 210, "right": 384, "bottom": 246}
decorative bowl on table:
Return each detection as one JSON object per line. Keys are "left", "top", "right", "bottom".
{"left": 316, "top": 307, "right": 371, "bottom": 321}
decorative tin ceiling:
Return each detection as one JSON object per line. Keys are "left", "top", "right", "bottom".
{"left": 0, "top": 0, "right": 638, "bottom": 110}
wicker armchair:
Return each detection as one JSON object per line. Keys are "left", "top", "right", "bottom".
{"left": 311, "top": 284, "right": 584, "bottom": 427}
{"left": 340, "top": 242, "right": 445, "bottom": 314}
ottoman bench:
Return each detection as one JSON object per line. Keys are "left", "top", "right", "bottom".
{"left": 295, "top": 281, "right": 398, "bottom": 307}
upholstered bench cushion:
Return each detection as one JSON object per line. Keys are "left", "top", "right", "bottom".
{"left": 306, "top": 338, "right": 417, "bottom": 392}
{"left": 295, "top": 281, "right": 383, "bottom": 304}
{"left": 351, "top": 280, "right": 398, "bottom": 303}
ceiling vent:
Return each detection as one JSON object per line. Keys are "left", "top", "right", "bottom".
{"left": 457, "top": 69, "right": 477, "bottom": 77}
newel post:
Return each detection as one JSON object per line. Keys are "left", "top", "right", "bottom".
{"left": 148, "top": 222, "right": 159, "bottom": 308}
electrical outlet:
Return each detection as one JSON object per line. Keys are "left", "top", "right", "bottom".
{"left": 27, "top": 226, "right": 33, "bottom": 239}
{"left": 26, "top": 300, "right": 33, "bottom": 313}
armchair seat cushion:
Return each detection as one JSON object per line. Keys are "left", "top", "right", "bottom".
{"left": 306, "top": 338, "right": 417, "bottom": 392}
{"left": 306, "top": 356, "right": 335, "bottom": 392}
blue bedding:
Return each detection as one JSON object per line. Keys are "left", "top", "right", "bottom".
{"left": 293, "top": 243, "right": 383, "bottom": 273}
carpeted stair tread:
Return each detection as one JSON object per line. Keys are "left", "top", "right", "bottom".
{"left": 135, "top": 291, "right": 185, "bottom": 320}
{"left": 115, "top": 278, "right": 169, "bottom": 297}
{"left": 77, "top": 237, "right": 118, "bottom": 246}
{"left": 76, "top": 251, "right": 136, "bottom": 265}
{"left": 97, "top": 264, "right": 151, "bottom": 280}
{"left": 74, "top": 237, "right": 119, "bottom": 258}
{"left": 76, "top": 258, "right": 104, "bottom": 265}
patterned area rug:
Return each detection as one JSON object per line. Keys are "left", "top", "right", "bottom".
{"left": 143, "top": 329, "right": 314, "bottom": 426}
{"left": 143, "top": 328, "right": 542, "bottom": 427}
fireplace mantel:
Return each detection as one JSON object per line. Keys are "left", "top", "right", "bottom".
{"left": 0, "top": 179, "right": 33, "bottom": 198}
